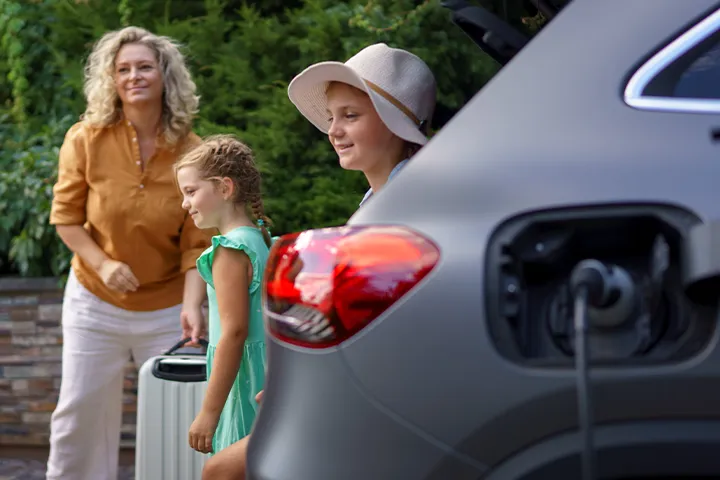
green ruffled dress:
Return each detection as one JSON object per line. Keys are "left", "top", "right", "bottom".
{"left": 195, "top": 226, "right": 269, "bottom": 454}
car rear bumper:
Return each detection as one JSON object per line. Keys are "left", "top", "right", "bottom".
{"left": 246, "top": 338, "right": 485, "bottom": 480}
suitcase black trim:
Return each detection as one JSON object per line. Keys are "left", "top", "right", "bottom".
{"left": 151, "top": 337, "right": 209, "bottom": 382}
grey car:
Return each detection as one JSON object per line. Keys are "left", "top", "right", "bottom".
{"left": 248, "top": 0, "right": 720, "bottom": 478}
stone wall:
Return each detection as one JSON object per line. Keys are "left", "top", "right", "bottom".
{"left": 0, "top": 277, "right": 138, "bottom": 447}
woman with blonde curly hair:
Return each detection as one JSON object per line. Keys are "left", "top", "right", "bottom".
{"left": 47, "top": 26, "right": 213, "bottom": 480}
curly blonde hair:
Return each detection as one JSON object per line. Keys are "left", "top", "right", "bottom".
{"left": 174, "top": 135, "right": 273, "bottom": 247}
{"left": 82, "top": 26, "right": 199, "bottom": 146}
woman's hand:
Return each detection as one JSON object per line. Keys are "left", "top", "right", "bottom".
{"left": 188, "top": 409, "right": 219, "bottom": 454}
{"left": 255, "top": 390, "right": 264, "bottom": 404}
{"left": 181, "top": 306, "right": 206, "bottom": 346}
{"left": 97, "top": 259, "right": 139, "bottom": 293}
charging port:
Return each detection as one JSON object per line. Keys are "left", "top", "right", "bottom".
{"left": 485, "top": 205, "right": 716, "bottom": 367}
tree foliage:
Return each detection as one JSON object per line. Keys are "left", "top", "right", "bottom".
{"left": 0, "top": 0, "right": 544, "bottom": 276}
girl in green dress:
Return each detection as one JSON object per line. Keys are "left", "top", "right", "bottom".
{"left": 174, "top": 135, "right": 271, "bottom": 479}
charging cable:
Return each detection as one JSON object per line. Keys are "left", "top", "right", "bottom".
{"left": 569, "top": 259, "right": 637, "bottom": 480}
{"left": 571, "top": 284, "right": 595, "bottom": 480}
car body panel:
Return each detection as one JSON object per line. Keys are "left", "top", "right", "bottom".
{"left": 247, "top": 339, "right": 486, "bottom": 479}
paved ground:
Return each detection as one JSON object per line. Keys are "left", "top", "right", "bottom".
{"left": 0, "top": 459, "right": 134, "bottom": 480}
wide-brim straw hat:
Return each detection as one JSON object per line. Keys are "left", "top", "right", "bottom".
{"left": 288, "top": 43, "right": 437, "bottom": 146}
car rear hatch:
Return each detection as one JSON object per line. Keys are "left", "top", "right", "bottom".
{"left": 442, "top": 0, "right": 571, "bottom": 65}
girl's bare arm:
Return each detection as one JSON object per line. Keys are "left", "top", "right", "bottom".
{"left": 200, "top": 247, "right": 251, "bottom": 417}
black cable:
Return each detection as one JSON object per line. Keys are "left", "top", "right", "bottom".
{"left": 570, "top": 259, "right": 638, "bottom": 479}
{"left": 573, "top": 285, "right": 596, "bottom": 480}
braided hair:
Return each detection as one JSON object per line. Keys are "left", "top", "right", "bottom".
{"left": 174, "top": 134, "right": 272, "bottom": 247}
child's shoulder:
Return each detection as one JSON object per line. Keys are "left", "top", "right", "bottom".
{"left": 196, "top": 227, "right": 267, "bottom": 290}
{"left": 222, "top": 227, "right": 269, "bottom": 257}
{"left": 203, "top": 227, "right": 266, "bottom": 263}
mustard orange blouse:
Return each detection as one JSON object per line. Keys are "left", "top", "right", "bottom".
{"left": 50, "top": 120, "right": 214, "bottom": 311}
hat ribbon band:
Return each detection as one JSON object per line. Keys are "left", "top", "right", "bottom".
{"left": 364, "top": 79, "right": 421, "bottom": 127}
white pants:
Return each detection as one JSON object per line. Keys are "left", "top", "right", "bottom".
{"left": 47, "top": 271, "right": 183, "bottom": 480}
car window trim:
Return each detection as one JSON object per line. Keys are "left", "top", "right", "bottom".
{"left": 624, "top": 7, "right": 720, "bottom": 113}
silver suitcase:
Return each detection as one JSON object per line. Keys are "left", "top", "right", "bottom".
{"left": 135, "top": 338, "right": 209, "bottom": 480}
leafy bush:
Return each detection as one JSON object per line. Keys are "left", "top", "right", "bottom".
{"left": 0, "top": 113, "right": 75, "bottom": 276}
{"left": 1, "top": 0, "right": 541, "bottom": 276}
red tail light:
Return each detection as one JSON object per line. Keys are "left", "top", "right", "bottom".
{"left": 263, "top": 226, "right": 440, "bottom": 348}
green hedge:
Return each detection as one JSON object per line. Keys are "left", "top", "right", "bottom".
{"left": 0, "top": 0, "right": 542, "bottom": 276}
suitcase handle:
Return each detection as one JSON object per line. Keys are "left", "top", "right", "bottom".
{"left": 163, "top": 337, "right": 209, "bottom": 355}
{"left": 151, "top": 337, "right": 209, "bottom": 382}
{"left": 151, "top": 356, "right": 207, "bottom": 383}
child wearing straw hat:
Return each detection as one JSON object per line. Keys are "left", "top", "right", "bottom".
{"left": 288, "top": 42, "right": 437, "bottom": 207}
